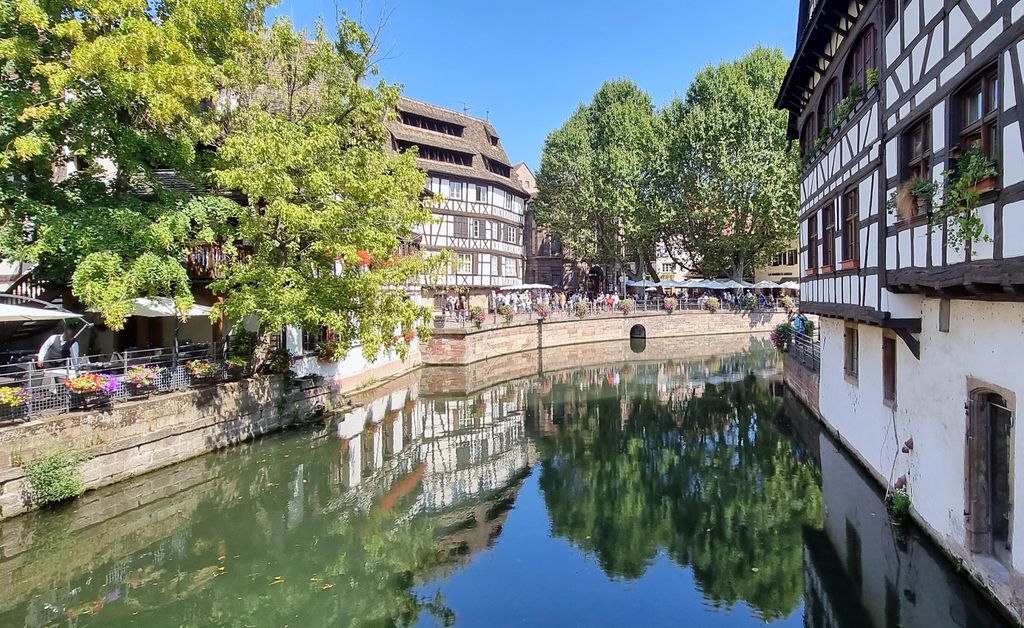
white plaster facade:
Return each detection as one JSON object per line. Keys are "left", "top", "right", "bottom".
{"left": 779, "top": 0, "right": 1024, "bottom": 612}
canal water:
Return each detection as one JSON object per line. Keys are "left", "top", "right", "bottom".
{"left": 0, "top": 340, "right": 1011, "bottom": 627}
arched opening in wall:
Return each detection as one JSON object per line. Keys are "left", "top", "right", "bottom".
{"left": 967, "top": 389, "right": 1014, "bottom": 566}
{"left": 587, "top": 266, "right": 605, "bottom": 296}
{"left": 629, "top": 325, "right": 646, "bottom": 354}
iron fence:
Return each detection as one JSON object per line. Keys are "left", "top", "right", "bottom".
{"left": 789, "top": 333, "right": 821, "bottom": 373}
{"left": 0, "top": 344, "right": 234, "bottom": 425}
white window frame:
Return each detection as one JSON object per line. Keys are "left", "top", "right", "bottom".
{"left": 475, "top": 185, "right": 488, "bottom": 203}
{"left": 456, "top": 253, "right": 473, "bottom": 275}
{"left": 471, "top": 219, "right": 481, "bottom": 238}
{"left": 449, "top": 181, "right": 463, "bottom": 200}
{"left": 503, "top": 257, "right": 516, "bottom": 277}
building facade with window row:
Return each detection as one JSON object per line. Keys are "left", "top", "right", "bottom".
{"left": 386, "top": 97, "right": 529, "bottom": 295}
{"left": 778, "top": 0, "right": 1024, "bottom": 611}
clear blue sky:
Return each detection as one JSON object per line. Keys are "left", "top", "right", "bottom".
{"left": 269, "top": 1, "right": 798, "bottom": 169}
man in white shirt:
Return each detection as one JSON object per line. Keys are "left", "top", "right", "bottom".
{"left": 37, "top": 325, "right": 81, "bottom": 368}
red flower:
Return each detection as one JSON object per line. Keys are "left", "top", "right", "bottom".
{"left": 356, "top": 250, "right": 373, "bottom": 267}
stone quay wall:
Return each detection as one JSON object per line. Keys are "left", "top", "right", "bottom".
{"left": 422, "top": 310, "right": 787, "bottom": 366}
{"left": 0, "top": 377, "right": 328, "bottom": 520}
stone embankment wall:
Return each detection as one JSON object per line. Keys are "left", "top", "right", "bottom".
{"left": 782, "top": 353, "right": 819, "bottom": 413}
{"left": 423, "top": 310, "right": 786, "bottom": 366}
{"left": 0, "top": 377, "right": 328, "bottom": 520}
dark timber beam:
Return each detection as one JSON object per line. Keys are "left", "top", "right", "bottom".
{"left": 894, "top": 328, "right": 921, "bottom": 360}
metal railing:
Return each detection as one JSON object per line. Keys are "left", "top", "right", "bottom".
{"left": 789, "top": 333, "right": 821, "bottom": 373}
{"left": 0, "top": 344, "right": 233, "bottom": 424}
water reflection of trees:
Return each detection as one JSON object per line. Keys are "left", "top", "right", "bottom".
{"left": 535, "top": 356, "right": 822, "bottom": 621}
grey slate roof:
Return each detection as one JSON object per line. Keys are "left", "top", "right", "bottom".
{"left": 386, "top": 97, "right": 529, "bottom": 196}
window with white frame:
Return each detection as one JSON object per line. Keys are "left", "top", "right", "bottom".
{"left": 503, "top": 257, "right": 517, "bottom": 277}
{"left": 471, "top": 219, "right": 482, "bottom": 238}
{"left": 493, "top": 188, "right": 505, "bottom": 208}
{"left": 660, "top": 262, "right": 675, "bottom": 273}
{"left": 512, "top": 197, "right": 524, "bottom": 214}
{"left": 475, "top": 185, "right": 488, "bottom": 202}
{"left": 505, "top": 225, "right": 517, "bottom": 243}
{"left": 456, "top": 253, "right": 473, "bottom": 274}
{"left": 504, "top": 192, "right": 513, "bottom": 210}
{"left": 478, "top": 254, "right": 491, "bottom": 276}
{"left": 449, "top": 181, "right": 463, "bottom": 200}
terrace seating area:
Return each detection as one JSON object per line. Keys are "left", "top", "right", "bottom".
{"left": 0, "top": 343, "right": 237, "bottom": 425}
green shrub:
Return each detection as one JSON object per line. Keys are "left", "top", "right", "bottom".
{"left": 23, "top": 447, "right": 88, "bottom": 505}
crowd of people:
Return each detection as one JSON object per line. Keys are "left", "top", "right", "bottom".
{"left": 438, "top": 287, "right": 796, "bottom": 321}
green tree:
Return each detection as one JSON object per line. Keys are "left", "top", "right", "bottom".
{"left": 658, "top": 47, "right": 799, "bottom": 279}
{"left": 0, "top": 0, "right": 260, "bottom": 320}
{"left": 534, "top": 80, "right": 662, "bottom": 278}
{"left": 210, "top": 17, "right": 439, "bottom": 359}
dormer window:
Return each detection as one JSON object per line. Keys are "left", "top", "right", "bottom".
{"left": 400, "top": 112, "right": 464, "bottom": 137}
{"left": 485, "top": 158, "right": 511, "bottom": 177}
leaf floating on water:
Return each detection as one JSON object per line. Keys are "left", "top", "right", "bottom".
{"left": 751, "top": 567, "right": 759, "bottom": 572}
{"left": 322, "top": 583, "right": 334, "bottom": 590}
{"left": 271, "top": 576, "right": 284, "bottom": 585}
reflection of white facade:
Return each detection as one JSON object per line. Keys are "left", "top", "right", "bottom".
{"left": 331, "top": 380, "right": 532, "bottom": 515}
{"left": 803, "top": 438, "right": 1010, "bottom": 628}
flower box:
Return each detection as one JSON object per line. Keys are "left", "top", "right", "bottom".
{"left": 969, "top": 174, "right": 998, "bottom": 195}
{"left": 70, "top": 391, "right": 112, "bottom": 411}
{"left": 0, "top": 403, "right": 28, "bottom": 423}
{"left": 126, "top": 382, "right": 154, "bottom": 399}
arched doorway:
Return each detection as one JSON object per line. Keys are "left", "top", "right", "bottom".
{"left": 967, "top": 389, "right": 1014, "bottom": 565}
{"left": 586, "top": 266, "right": 604, "bottom": 297}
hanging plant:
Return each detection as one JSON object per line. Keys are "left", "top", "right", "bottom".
{"left": 930, "top": 149, "right": 998, "bottom": 250}
{"left": 887, "top": 177, "right": 938, "bottom": 222}
{"left": 497, "top": 304, "right": 514, "bottom": 324}
{"left": 866, "top": 68, "right": 879, "bottom": 90}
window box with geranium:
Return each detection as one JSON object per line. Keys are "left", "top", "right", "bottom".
{"left": 65, "top": 374, "right": 117, "bottom": 410}
{"left": 124, "top": 365, "right": 161, "bottom": 398}
{"left": 224, "top": 356, "right": 248, "bottom": 380}
{"left": 186, "top": 360, "right": 217, "bottom": 386}
{"left": 265, "top": 348, "right": 293, "bottom": 375}
{"left": 617, "top": 298, "right": 635, "bottom": 315}
{"left": 0, "top": 386, "right": 30, "bottom": 422}
{"left": 535, "top": 303, "right": 551, "bottom": 319}
{"left": 664, "top": 297, "right": 678, "bottom": 313}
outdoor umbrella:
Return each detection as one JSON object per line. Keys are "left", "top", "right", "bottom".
{"left": 658, "top": 280, "right": 682, "bottom": 288}
{"left": 753, "top": 280, "right": 781, "bottom": 289}
{"left": 0, "top": 303, "right": 84, "bottom": 322}
{"left": 780, "top": 281, "right": 801, "bottom": 291}
{"left": 128, "top": 297, "right": 214, "bottom": 364}
{"left": 625, "top": 280, "right": 658, "bottom": 288}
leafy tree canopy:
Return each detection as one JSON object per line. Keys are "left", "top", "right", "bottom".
{"left": 1, "top": 2, "right": 437, "bottom": 359}
{"left": 658, "top": 47, "right": 799, "bottom": 279}
{"left": 534, "top": 80, "right": 662, "bottom": 278}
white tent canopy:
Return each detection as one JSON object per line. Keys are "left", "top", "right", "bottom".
{"left": 753, "top": 280, "right": 781, "bottom": 289}
{"left": 0, "top": 303, "right": 83, "bottom": 323}
{"left": 500, "top": 283, "right": 552, "bottom": 291}
{"left": 779, "top": 281, "right": 801, "bottom": 290}
{"left": 130, "top": 297, "right": 213, "bottom": 318}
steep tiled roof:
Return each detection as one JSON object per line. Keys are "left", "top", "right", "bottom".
{"left": 386, "top": 97, "right": 529, "bottom": 196}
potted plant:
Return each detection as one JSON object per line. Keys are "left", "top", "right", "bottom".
{"left": 781, "top": 295, "right": 796, "bottom": 315}
{"left": 744, "top": 293, "right": 758, "bottom": 310}
{"left": 664, "top": 297, "right": 678, "bottom": 313}
{"left": 535, "top": 303, "right": 551, "bottom": 319}
{"left": 315, "top": 338, "right": 346, "bottom": 363}
{"left": 224, "top": 356, "right": 248, "bottom": 380}
{"left": 186, "top": 359, "right": 217, "bottom": 386}
{"left": 0, "top": 386, "right": 30, "bottom": 422}
{"left": 618, "top": 298, "right": 636, "bottom": 315}
{"left": 704, "top": 296, "right": 721, "bottom": 313}
{"left": 573, "top": 301, "right": 588, "bottom": 319}
{"left": 770, "top": 323, "right": 794, "bottom": 352}
{"left": 497, "top": 304, "right": 514, "bottom": 325}
{"left": 265, "top": 347, "right": 293, "bottom": 375}
{"left": 890, "top": 178, "right": 938, "bottom": 222}
{"left": 866, "top": 68, "right": 879, "bottom": 90}
{"left": 124, "top": 365, "right": 160, "bottom": 398}
{"left": 933, "top": 149, "right": 999, "bottom": 249}
{"left": 65, "top": 373, "right": 117, "bottom": 410}
{"left": 469, "top": 305, "right": 486, "bottom": 329}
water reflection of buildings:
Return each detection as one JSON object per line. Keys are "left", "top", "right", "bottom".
{"left": 331, "top": 378, "right": 533, "bottom": 517}
{"left": 802, "top": 433, "right": 1012, "bottom": 628}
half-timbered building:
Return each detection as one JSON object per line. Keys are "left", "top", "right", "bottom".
{"left": 778, "top": 0, "right": 1024, "bottom": 612}
{"left": 386, "top": 98, "right": 529, "bottom": 295}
